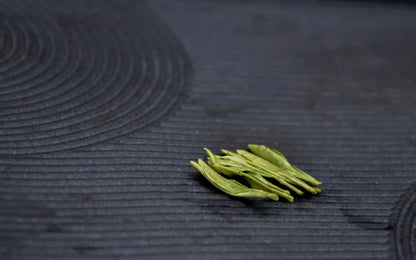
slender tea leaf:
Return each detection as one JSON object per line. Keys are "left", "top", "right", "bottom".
{"left": 190, "top": 159, "right": 279, "bottom": 201}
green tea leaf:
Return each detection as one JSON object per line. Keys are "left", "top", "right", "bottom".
{"left": 248, "top": 144, "right": 322, "bottom": 186}
{"left": 212, "top": 164, "right": 294, "bottom": 202}
{"left": 190, "top": 144, "right": 323, "bottom": 202}
{"left": 190, "top": 159, "right": 279, "bottom": 201}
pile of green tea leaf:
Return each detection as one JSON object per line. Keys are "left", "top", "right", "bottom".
{"left": 190, "top": 144, "right": 322, "bottom": 202}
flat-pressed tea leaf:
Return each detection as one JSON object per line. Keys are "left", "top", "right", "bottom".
{"left": 216, "top": 153, "right": 306, "bottom": 195}
{"left": 190, "top": 144, "right": 322, "bottom": 202}
{"left": 248, "top": 144, "right": 322, "bottom": 186}
{"left": 190, "top": 159, "right": 279, "bottom": 201}
{"left": 236, "top": 149, "right": 322, "bottom": 195}
{"left": 207, "top": 149, "right": 306, "bottom": 196}
{"left": 212, "top": 164, "right": 294, "bottom": 202}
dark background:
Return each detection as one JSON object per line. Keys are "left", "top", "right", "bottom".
{"left": 1, "top": 0, "right": 415, "bottom": 259}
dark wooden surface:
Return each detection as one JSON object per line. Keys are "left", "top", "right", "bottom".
{"left": 1, "top": 0, "right": 415, "bottom": 259}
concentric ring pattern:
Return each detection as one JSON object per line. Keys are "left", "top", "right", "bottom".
{"left": 0, "top": 0, "right": 190, "bottom": 155}
{"left": 391, "top": 183, "right": 416, "bottom": 260}
{"left": 1, "top": 1, "right": 416, "bottom": 259}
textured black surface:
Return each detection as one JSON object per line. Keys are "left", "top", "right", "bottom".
{"left": 0, "top": 0, "right": 190, "bottom": 154}
{"left": 1, "top": 0, "right": 416, "bottom": 259}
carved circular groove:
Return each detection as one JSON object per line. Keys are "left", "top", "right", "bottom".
{"left": 0, "top": 0, "right": 190, "bottom": 154}
{"left": 391, "top": 183, "right": 416, "bottom": 260}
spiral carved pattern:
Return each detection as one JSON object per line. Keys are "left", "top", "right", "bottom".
{"left": 391, "top": 183, "right": 416, "bottom": 260}
{"left": 0, "top": 0, "right": 190, "bottom": 155}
